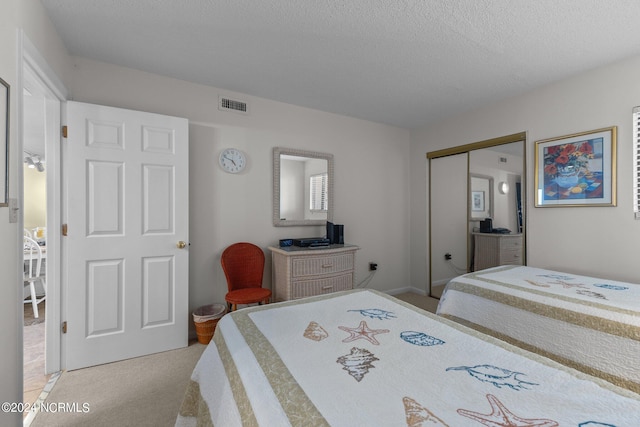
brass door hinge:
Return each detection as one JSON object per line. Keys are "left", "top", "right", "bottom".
{"left": 62, "top": 321, "right": 67, "bottom": 334}
{"left": 62, "top": 126, "right": 68, "bottom": 138}
{"left": 62, "top": 224, "right": 68, "bottom": 236}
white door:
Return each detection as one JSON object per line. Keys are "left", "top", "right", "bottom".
{"left": 65, "top": 101, "right": 189, "bottom": 370}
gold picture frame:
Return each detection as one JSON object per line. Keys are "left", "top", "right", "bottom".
{"left": 534, "top": 126, "right": 616, "bottom": 207}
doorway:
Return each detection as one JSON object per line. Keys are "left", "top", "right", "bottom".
{"left": 19, "top": 32, "right": 66, "bottom": 422}
{"left": 18, "top": 35, "right": 190, "bottom": 416}
{"left": 22, "top": 65, "right": 50, "bottom": 410}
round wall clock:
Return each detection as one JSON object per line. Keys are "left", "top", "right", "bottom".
{"left": 218, "top": 148, "right": 246, "bottom": 173}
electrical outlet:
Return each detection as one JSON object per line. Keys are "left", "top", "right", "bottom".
{"left": 369, "top": 262, "right": 378, "bottom": 271}
{"left": 444, "top": 253, "right": 452, "bottom": 260}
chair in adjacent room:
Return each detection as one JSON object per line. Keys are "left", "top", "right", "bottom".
{"left": 23, "top": 236, "right": 46, "bottom": 318}
{"left": 221, "top": 242, "right": 271, "bottom": 312}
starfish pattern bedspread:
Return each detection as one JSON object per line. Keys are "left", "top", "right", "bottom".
{"left": 176, "top": 289, "right": 640, "bottom": 426}
{"left": 437, "top": 265, "right": 640, "bottom": 393}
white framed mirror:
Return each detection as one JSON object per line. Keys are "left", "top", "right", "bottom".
{"left": 470, "top": 174, "right": 493, "bottom": 220}
{"left": 273, "top": 147, "right": 334, "bottom": 226}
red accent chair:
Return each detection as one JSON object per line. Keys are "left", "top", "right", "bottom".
{"left": 221, "top": 242, "right": 272, "bottom": 311}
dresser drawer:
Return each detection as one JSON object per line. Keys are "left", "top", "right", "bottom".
{"left": 500, "top": 237, "right": 522, "bottom": 251}
{"left": 473, "top": 233, "right": 523, "bottom": 271}
{"left": 291, "top": 274, "right": 353, "bottom": 299}
{"left": 270, "top": 245, "right": 359, "bottom": 302}
{"left": 291, "top": 253, "right": 354, "bottom": 278}
{"left": 500, "top": 249, "right": 523, "bottom": 265}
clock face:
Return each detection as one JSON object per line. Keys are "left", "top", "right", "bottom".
{"left": 219, "top": 148, "right": 246, "bottom": 173}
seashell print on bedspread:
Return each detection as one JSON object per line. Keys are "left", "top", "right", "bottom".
{"left": 530, "top": 271, "right": 634, "bottom": 302}
{"left": 303, "top": 321, "right": 329, "bottom": 341}
{"left": 438, "top": 265, "right": 640, "bottom": 395}
{"left": 336, "top": 347, "right": 379, "bottom": 382}
{"left": 400, "top": 331, "right": 445, "bottom": 346}
{"left": 403, "top": 394, "right": 562, "bottom": 427}
{"left": 467, "top": 265, "right": 639, "bottom": 308}
{"left": 301, "top": 306, "right": 446, "bottom": 383}
{"left": 403, "top": 396, "right": 449, "bottom": 426}
{"left": 338, "top": 320, "right": 390, "bottom": 345}
{"left": 178, "top": 289, "right": 640, "bottom": 427}
{"left": 446, "top": 364, "right": 538, "bottom": 390}
{"left": 348, "top": 308, "right": 397, "bottom": 319}
{"left": 457, "top": 394, "right": 559, "bottom": 427}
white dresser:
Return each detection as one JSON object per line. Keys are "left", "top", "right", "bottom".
{"left": 269, "top": 245, "right": 359, "bottom": 301}
{"left": 472, "top": 233, "right": 523, "bottom": 271}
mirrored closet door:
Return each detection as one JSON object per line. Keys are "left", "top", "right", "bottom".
{"left": 428, "top": 132, "right": 526, "bottom": 297}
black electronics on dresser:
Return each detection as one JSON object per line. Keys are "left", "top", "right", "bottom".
{"left": 326, "top": 221, "right": 344, "bottom": 244}
{"left": 479, "top": 218, "right": 493, "bottom": 233}
{"left": 292, "top": 237, "right": 331, "bottom": 247}
{"left": 279, "top": 239, "right": 293, "bottom": 247}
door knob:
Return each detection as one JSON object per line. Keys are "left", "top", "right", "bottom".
{"left": 177, "top": 241, "right": 187, "bottom": 249}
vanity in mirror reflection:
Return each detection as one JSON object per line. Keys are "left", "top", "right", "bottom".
{"left": 273, "top": 147, "right": 334, "bottom": 226}
{"left": 428, "top": 133, "right": 526, "bottom": 298}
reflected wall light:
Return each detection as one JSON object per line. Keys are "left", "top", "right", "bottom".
{"left": 499, "top": 181, "right": 509, "bottom": 194}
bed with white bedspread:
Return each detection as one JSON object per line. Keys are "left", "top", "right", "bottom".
{"left": 437, "top": 265, "right": 640, "bottom": 393}
{"left": 176, "top": 289, "right": 639, "bottom": 426}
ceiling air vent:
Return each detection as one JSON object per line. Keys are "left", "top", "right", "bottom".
{"left": 219, "top": 96, "right": 249, "bottom": 114}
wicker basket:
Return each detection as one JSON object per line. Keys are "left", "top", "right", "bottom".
{"left": 193, "top": 303, "right": 226, "bottom": 344}
{"left": 194, "top": 318, "right": 220, "bottom": 344}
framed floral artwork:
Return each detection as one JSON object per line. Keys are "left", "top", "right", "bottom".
{"left": 534, "top": 126, "right": 616, "bottom": 207}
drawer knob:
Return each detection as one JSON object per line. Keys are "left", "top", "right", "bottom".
{"left": 322, "top": 285, "right": 334, "bottom": 290}
{"left": 322, "top": 264, "right": 333, "bottom": 268}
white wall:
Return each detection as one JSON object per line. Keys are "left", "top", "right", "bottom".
{"left": 280, "top": 158, "right": 305, "bottom": 220}
{"left": 1, "top": 1, "right": 71, "bottom": 425}
{"left": 67, "top": 58, "right": 412, "bottom": 334}
{"left": 411, "top": 55, "right": 640, "bottom": 287}
{"left": 23, "top": 165, "right": 46, "bottom": 229}
{"left": 0, "top": 6, "right": 21, "bottom": 425}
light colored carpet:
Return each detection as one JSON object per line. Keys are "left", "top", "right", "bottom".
{"left": 431, "top": 284, "right": 445, "bottom": 299}
{"left": 32, "top": 342, "right": 206, "bottom": 427}
{"left": 394, "top": 292, "right": 440, "bottom": 314}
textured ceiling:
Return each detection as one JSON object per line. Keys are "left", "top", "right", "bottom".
{"left": 40, "top": 0, "right": 640, "bottom": 129}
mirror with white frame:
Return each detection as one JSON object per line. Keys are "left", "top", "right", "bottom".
{"left": 273, "top": 147, "right": 334, "bottom": 226}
